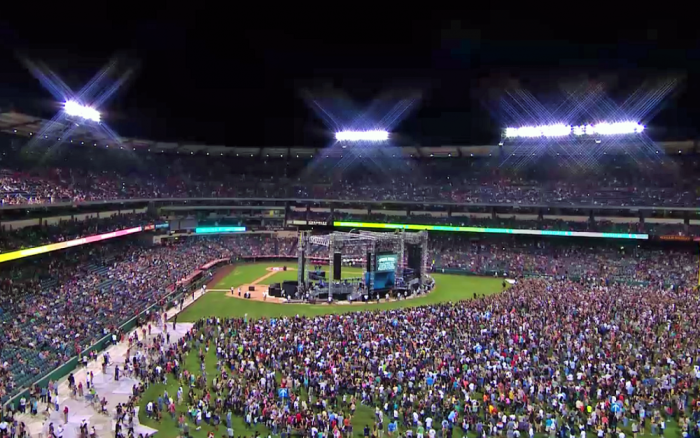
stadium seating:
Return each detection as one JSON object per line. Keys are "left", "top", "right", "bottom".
{"left": 429, "top": 235, "right": 695, "bottom": 286}
{"left": 0, "top": 213, "right": 155, "bottom": 252}
{"left": 0, "top": 234, "right": 299, "bottom": 402}
{"left": 2, "top": 134, "right": 700, "bottom": 207}
{"left": 2, "top": 130, "right": 700, "bottom": 410}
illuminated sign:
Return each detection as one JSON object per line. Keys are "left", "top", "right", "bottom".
{"left": 195, "top": 226, "right": 246, "bottom": 234}
{"left": 658, "top": 235, "right": 692, "bottom": 241}
{"left": 289, "top": 220, "right": 327, "bottom": 226}
{"left": 376, "top": 254, "right": 398, "bottom": 272}
{"left": 333, "top": 221, "right": 649, "bottom": 240}
{"left": 0, "top": 226, "right": 143, "bottom": 264}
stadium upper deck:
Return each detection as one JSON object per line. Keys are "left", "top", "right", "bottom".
{"left": 1, "top": 113, "right": 699, "bottom": 210}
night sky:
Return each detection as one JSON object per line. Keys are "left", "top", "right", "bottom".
{"left": 1, "top": 6, "right": 699, "bottom": 148}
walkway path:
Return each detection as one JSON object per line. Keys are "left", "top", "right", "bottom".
{"left": 15, "top": 290, "right": 208, "bottom": 438}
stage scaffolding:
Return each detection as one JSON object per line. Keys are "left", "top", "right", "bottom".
{"left": 297, "top": 230, "right": 429, "bottom": 298}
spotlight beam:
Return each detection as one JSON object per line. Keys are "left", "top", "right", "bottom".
{"left": 75, "top": 59, "right": 118, "bottom": 103}
{"left": 22, "top": 59, "right": 74, "bottom": 102}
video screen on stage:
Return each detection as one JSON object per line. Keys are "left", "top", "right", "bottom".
{"left": 369, "top": 253, "right": 398, "bottom": 291}
{"left": 376, "top": 253, "right": 398, "bottom": 272}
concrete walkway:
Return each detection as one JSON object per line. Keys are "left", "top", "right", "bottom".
{"left": 15, "top": 289, "right": 209, "bottom": 438}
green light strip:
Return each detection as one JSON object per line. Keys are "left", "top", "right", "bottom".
{"left": 195, "top": 226, "right": 247, "bottom": 234}
{"left": 332, "top": 221, "right": 649, "bottom": 240}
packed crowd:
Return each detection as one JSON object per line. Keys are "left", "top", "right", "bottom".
{"left": 4, "top": 168, "right": 700, "bottom": 208}
{"left": 1, "top": 231, "right": 698, "bottom": 405}
{"left": 0, "top": 213, "right": 155, "bottom": 252}
{"left": 0, "top": 234, "right": 296, "bottom": 403}
{"left": 136, "top": 278, "right": 700, "bottom": 438}
{"left": 430, "top": 236, "right": 697, "bottom": 286}
{"left": 2, "top": 136, "right": 700, "bottom": 207}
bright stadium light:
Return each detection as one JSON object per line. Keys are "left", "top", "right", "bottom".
{"left": 505, "top": 122, "right": 644, "bottom": 138}
{"left": 64, "top": 100, "right": 101, "bottom": 122}
{"left": 335, "top": 130, "right": 389, "bottom": 141}
{"left": 586, "top": 122, "right": 645, "bottom": 135}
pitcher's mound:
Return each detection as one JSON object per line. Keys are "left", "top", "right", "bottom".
{"left": 228, "top": 284, "right": 284, "bottom": 303}
{"left": 266, "top": 267, "right": 297, "bottom": 272}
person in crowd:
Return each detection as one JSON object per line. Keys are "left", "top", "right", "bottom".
{"left": 132, "top": 277, "right": 700, "bottom": 438}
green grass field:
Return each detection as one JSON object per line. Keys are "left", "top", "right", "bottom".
{"left": 213, "top": 264, "right": 365, "bottom": 286}
{"left": 177, "top": 262, "right": 501, "bottom": 321}
{"left": 139, "top": 263, "right": 677, "bottom": 438}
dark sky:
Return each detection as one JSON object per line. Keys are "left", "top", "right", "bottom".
{"left": 1, "top": 6, "right": 699, "bottom": 148}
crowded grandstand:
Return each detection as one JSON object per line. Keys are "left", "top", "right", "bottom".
{"left": 4, "top": 4, "right": 700, "bottom": 437}
{"left": 0, "top": 97, "right": 700, "bottom": 438}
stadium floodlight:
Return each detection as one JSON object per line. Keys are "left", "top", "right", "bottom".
{"left": 504, "top": 122, "right": 644, "bottom": 138}
{"left": 505, "top": 124, "right": 572, "bottom": 138}
{"left": 335, "top": 130, "right": 389, "bottom": 141}
{"left": 579, "top": 122, "right": 644, "bottom": 135}
{"left": 64, "top": 100, "right": 101, "bottom": 122}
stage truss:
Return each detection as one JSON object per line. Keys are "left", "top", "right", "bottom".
{"left": 297, "top": 230, "right": 429, "bottom": 297}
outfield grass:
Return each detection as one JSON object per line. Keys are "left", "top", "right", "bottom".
{"left": 214, "top": 264, "right": 365, "bottom": 287}
{"left": 177, "top": 262, "right": 502, "bottom": 321}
